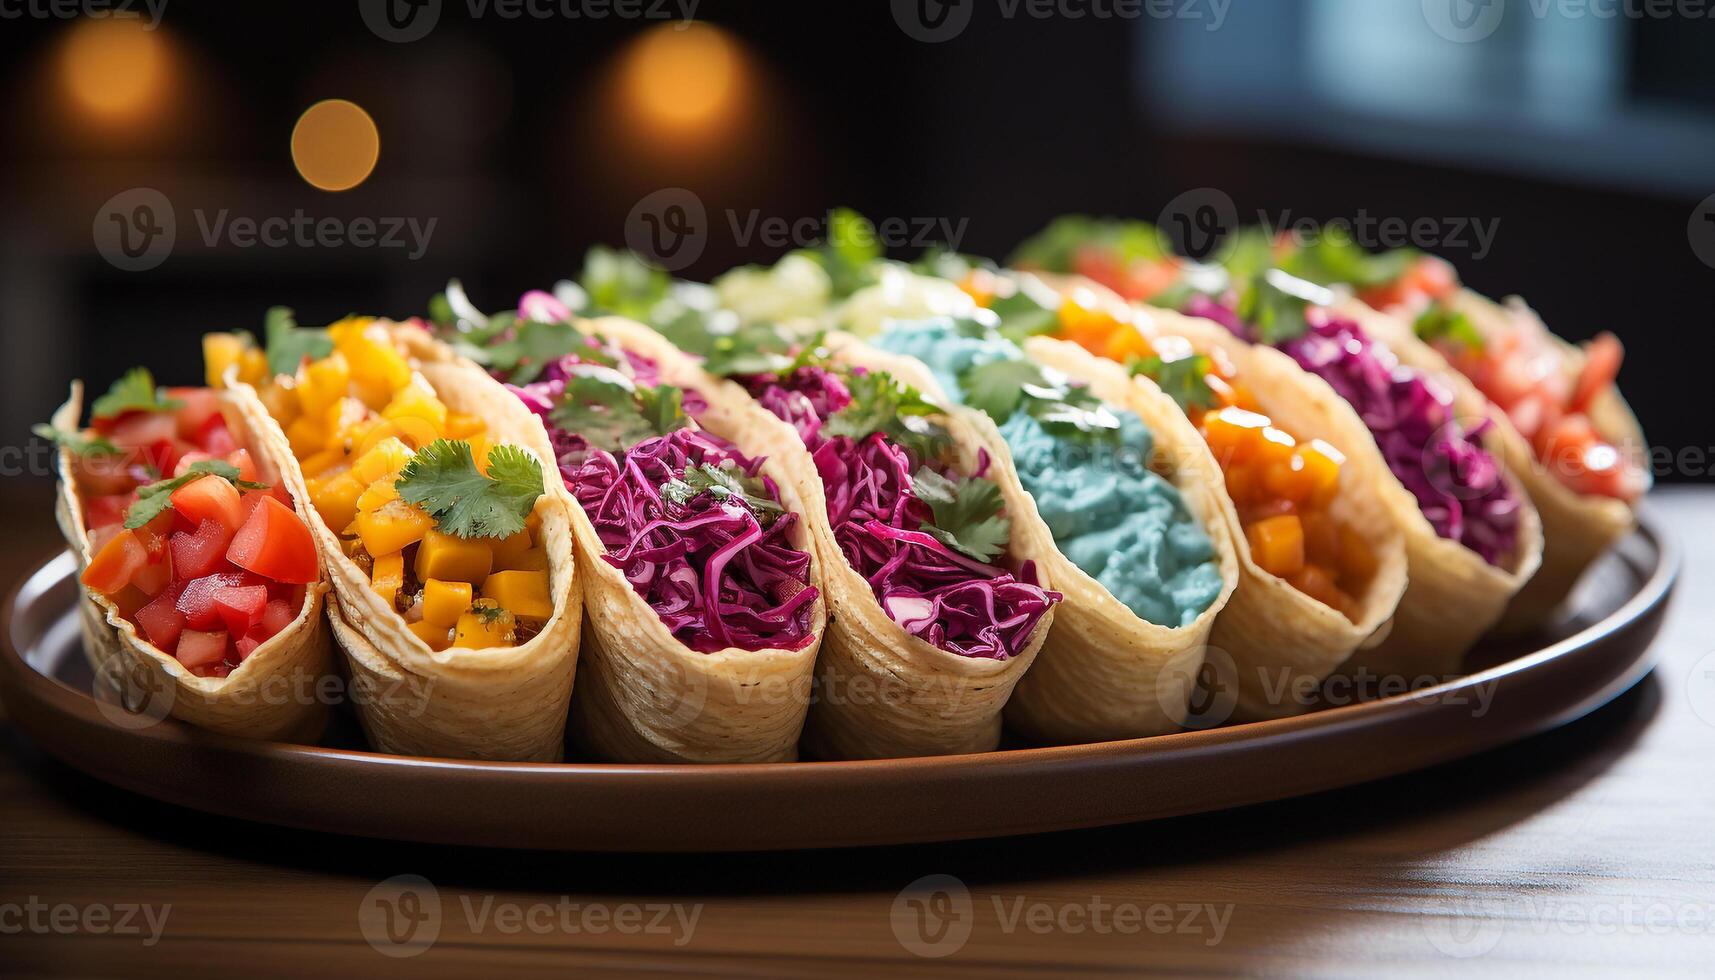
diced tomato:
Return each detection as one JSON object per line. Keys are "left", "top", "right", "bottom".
{"left": 83, "top": 494, "right": 132, "bottom": 530}
{"left": 228, "top": 496, "right": 319, "bottom": 585}
{"left": 213, "top": 584, "right": 268, "bottom": 636}
{"left": 135, "top": 585, "right": 187, "bottom": 650}
{"left": 1071, "top": 245, "right": 1125, "bottom": 297}
{"left": 131, "top": 548, "right": 172, "bottom": 598}
{"left": 1570, "top": 332, "right": 1623, "bottom": 415}
{"left": 1406, "top": 256, "right": 1459, "bottom": 302}
{"left": 1120, "top": 258, "right": 1183, "bottom": 304}
{"left": 71, "top": 452, "right": 139, "bottom": 496}
{"left": 175, "top": 570, "right": 257, "bottom": 630}
{"left": 166, "top": 388, "right": 222, "bottom": 439}
{"left": 225, "top": 448, "right": 260, "bottom": 484}
{"left": 234, "top": 634, "right": 263, "bottom": 661}
{"left": 106, "top": 411, "right": 177, "bottom": 450}
{"left": 258, "top": 597, "right": 297, "bottom": 639}
{"left": 170, "top": 474, "right": 244, "bottom": 532}
{"left": 109, "top": 585, "right": 153, "bottom": 618}
{"left": 141, "top": 438, "right": 197, "bottom": 478}
{"left": 169, "top": 519, "right": 237, "bottom": 579}
{"left": 81, "top": 529, "right": 148, "bottom": 595}
{"left": 172, "top": 451, "right": 219, "bottom": 477}
{"left": 175, "top": 629, "right": 228, "bottom": 669}
{"left": 87, "top": 522, "right": 122, "bottom": 556}
{"left": 199, "top": 414, "right": 239, "bottom": 456}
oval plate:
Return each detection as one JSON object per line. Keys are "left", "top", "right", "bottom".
{"left": 0, "top": 516, "right": 1676, "bottom": 852}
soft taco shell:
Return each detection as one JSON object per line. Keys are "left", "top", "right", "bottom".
{"left": 1369, "top": 290, "right": 1637, "bottom": 633}
{"left": 227, "top": 325, "right": 581, "bottom": 761}
{"left": 731, "top": 336, "right": 1057, "bottom": 759}
{"left": 520, "top": 316, "right": 827, "bottom": 764}
{"left": 51, "top": 383, "right": 334, "bottom": 742}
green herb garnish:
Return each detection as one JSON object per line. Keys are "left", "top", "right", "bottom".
{"left": 1130, "top": 351, "right": 1218, "bottom": 414}
{"left": 124, "top": 460, "right": 271, "bottom": 529}
{"left": 957, "top": 353, "right": 1122, "bottom": 443}
{"left": 33, "top": 424, "right": 119, "bottom": 457}
{"left": 663, "top": 462, "right": 785, "bottom": 527}
{"left": 395, "top": 439, "right": 545, "bottom": 540}
{"left": 824, "top": 368, "right": 950, "bottom": 461}
{"left": 547, "top": 372, "right": 687, "bottom": 453}
{"left": 1236, "top": 269, "right": 1334, "bottom": 345}
{"left": 90, "top": 368, "right": 184, "bottom": 420}
{"left": 912, "top": 466, "right": 1011, "bottom": 563}
{"left": 1414, "top": 305, "right": 1484, "bottom": 352}
{"left": 263, "top": 307, "right": 335, "bottom": 377}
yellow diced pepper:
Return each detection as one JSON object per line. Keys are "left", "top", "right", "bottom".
{"left": 355, "top": 498, "right": 433, "bottom": 558}
{"left": 203, "top": 333, "right": 245, "bottom": 388}
{"left": 422, "top": 579, "right": 472, "bottom": 628}
{"left": 238, "top": 348, "right": 270, "bottom": 387}
{"left": 500, "top": 547, "right": 549, "bottom": 572}
{"left": 370, "top": 551, "right": 404, "bottom": 609}
{"left": 327, "top": 315, "right": 374, "bottom": 350}
{"left": 322, "top": 397, "right": 368, "bottom": 446}
{"left": 382, "top": 374, "right": 448, "bottom": 437}
{"left": 352, "top": 436, "right": 413, "bottom": 485}
{"left": 481, "top": 570, "right": 554, "bottom": 621}
{"left": 414, "top": 529, "right": 493, "bottom": 585}
{"left": 453, "top": 601, "right": 514, "bottom": 649}
{"left": 490, "top": 529, "right": 533, "bottom": 567}
{"left": 342, "top": 326, "right": 412, "bottom": 394}
{"left": 286, "top": 415, "right": 325, "bottom": 457}
{"left": 407, "top": 620, "right": 452, "bottom": 652}
{"left": 356, "top": 477, "right": 399, "bottom": 514}
{"left": 445, "top": 412, "right": 487, "bottom": 439}
{"left": 296, "top": 351, "right": 351, "bottom": 419}
{"left": 310, "top": 471, "right": 365, "bottom": 536}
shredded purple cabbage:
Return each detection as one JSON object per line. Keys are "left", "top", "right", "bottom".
{"left": 744, "top": 366, "right": 1059, "bottom": 660}
{"left": 1193, "top": 298, "right": 1521, "bottom": 565}
{"left": 511, "top": 352, "right": 818, "bottom": 652}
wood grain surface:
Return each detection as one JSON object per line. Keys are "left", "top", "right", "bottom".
{"left": 1, "top": 485, "right": 1711, "bottom": 978}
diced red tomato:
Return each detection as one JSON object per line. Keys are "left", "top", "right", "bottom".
{"left": 87, "top": 522, "right": 122, "bottom": 556}
{"left": 213, "top": 584, "right": 268, "bottom": 636}
{"left": 83, "top": 494, "right": 132, "bottom": 530}
{"left": 71, "top": 453, "right": 139, "bottom": 496}
{"left": 225, "top": 448, "right": 260, "bottom": 484}
{"left": 199, "top": 414, "right": 238, "bottom": 456}
{"left": 166, "top": 388, "right": 222, "bottom": 439}
{"left": 81, "top": 529, "right": 148, "bottom": 595}
{"left": 172, "top": 451, "right": 218, "bottom": 477}
{"left": 1071, "top": 245, "right": 1124, "bottom": 297}
{"left": 169, "top": 519, "right": 236, "bottom": 579}
{"left": 259, "top": 597, "right": 297, "bottom": 638}
{"left": 234, "top": 634, "right": 263, "bottom": 661}
{"left": 175, "top": 629, "right": 228, "bottom": 669}
{"left": 1571, "top": 332, "right": 1622, "bottom": 415}
{"left": 105, "top": 411, "right": 177, "bottom": 450}
{"left": 175, "top": 570, "right": 258, "bottom": 630}
{"left": 131, "top": 549, "right": 172, "bottom": 598}
{"left": 227, "top": 496, "right": 319, "bottom": 585}
{"left": 1120, "top": 258, "right": 1184, "bottom": 303}
{"left": 170, "top": 474, "right": 244, "bottom": 532}
{"left": 135, "top": 585, "right": 187, "bottom": 650}
{"left": 109, "top": 585, "right": 153, "bottom": 618}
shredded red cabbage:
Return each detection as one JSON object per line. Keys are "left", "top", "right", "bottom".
{"left": 1189, "top": 296, "right": 1521, "bottom": 565}
{"left": 744, "top": 366, "right": 1059, "bottom": 660}
{"left": 511, "top": 357, "right": 818, "bottom": 653}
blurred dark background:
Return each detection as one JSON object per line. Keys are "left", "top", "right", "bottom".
{"left": 2, "top": 0, "right": 1711, "bottom": 491}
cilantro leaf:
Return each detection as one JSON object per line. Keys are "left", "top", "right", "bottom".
{"left": 1414, "top": 305, "right": 1484, "bottom": 352}
{"left": 1130, "top": 351, "right": 1218, "bottom": 414}
{"left": 958, "top": 357, "right": 1122, "bottom": 442}
{"left": 1236, "top": 269, "right": 1335, "bottom": 345}
{"left": 1009, "top": 215, "right": 1164, "bottom": 272}
{"left": 581, "top": 246, "right": 674, "bottom": 320}
{"left": 394, "top": 440, "right": 545, "bottom": 539}
{"left": 793, "top": 207, "right": 881, "bottom": 299}
{"left": 986, "top": 289, "right": 1059, "bottom": 343}
{"left": 90, "top": 368, "right": 183, "bottom": 420}
{"left": 824, "top": 369, "right": 950, "bottom": 460}
{"left": 33, "top": 423, "right": 119, "bottom": 457}
{"left": 548, "top": 372, "right": 688, "bottom": 453}
{"left": 958, "top": 359, "right": 1039, "bottom": 421}
{"left": 663, "top": 462, "right": 786, "bottom": 526}
{"left": 658, "top": 313, "right": 800, "bottom": 379}
{"left": 912, "top": 466, "right": 1011, "bottom": 563}
{"left": 485, "top": 319, "right": 602, "bottom": 384}
{"left": 264, "top": 307, "right": 335, "bottom": 377}
{"left": 1278, "top": 229, "right": 1418, "bottom": 289}
{"left": 124, "top": 460, "right": 270, "bottom": 529}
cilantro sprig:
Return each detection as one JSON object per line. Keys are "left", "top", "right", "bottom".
{"left": 958, "top": 358, "right": 1121, "bottom": 442}
{"left": 1236, "top": 269, "right": 1336, "bottom": 345}
{"left": 33, "top": 424, "right": 119, "bottom": 458}
{"left": 657, "top": 315, "right": 801, "bottom": 379}
{"left": 548, "top": 371, "right": 688, "bottom": 453}
{"left": 1277, "top": 230, "right": 1419, "bottom": 290}
{"left": 264, "top": 307, "right": 335, "bottom": 377}
{"left": 912, "top": 466, "right": 1011, "bottom": 563}
{"left": 125, "top": 460, "right": 271, "bottom": 529}
{"left": 662, "top": 463, "right": 785, "bottom": 527}
{"left": 394, "top": 439, "right": 546, "bottom": 540}
{"left": 823, "top": 368, "right": 951, "bottom": 462}
{"left": 90, "top": 368, "right": 184, "bottom": 420}
{"left": 1129, "top": 350, "right": 1219, "bottom": 414}
{"left": 1414, "top": 305, "right": 1484, "bottom": 352}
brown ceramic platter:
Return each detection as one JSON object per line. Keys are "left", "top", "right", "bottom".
{"left": 0, "top": 514, "right": 1677, "bottom": 852}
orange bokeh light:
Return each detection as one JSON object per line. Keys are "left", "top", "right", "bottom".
{"left": 291, "top": 99, "right": 380, "bottom": 192}
{"left": 619, "top": 21, "right": 747, "bottom": 137}
{"left": 60, "top": 17, "right": 168, "bottom": 121}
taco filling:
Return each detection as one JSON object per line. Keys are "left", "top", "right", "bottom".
{"left": 47, "top": 369, "right": 319, "bottom": 676}
{"left": 871, "top": 318, "right": 1224, "bottom": 627}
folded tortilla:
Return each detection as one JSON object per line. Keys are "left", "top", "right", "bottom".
{"left": 511, "top": 317, "right": 828, "bottom": 764}
{"left": 227, "top": 326, "right": 581, "bottom": 761}
{"left": 1370, "top": 290, "right": 1637, "bottom": 634}
{"left": 1195, "top": 298, "right": 1546, "bottom": 680}
{"left": 51, "top": 383, "right": 334, "bottom": 742}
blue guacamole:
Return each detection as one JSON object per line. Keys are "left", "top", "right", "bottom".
{"left": 874, "top": 319, "right": 1224, "bottom": 627}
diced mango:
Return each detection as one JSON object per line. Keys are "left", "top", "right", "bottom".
{"left": 1202, "top": 407, "right": 1271, "bottom": 467}
{"left": 238, "top": 348, "right": 270, "bottom": 387}
{"left": 408, "top": 620, "right": 452, "bottom": 652}
{"left": 203, "top": 333, "right": 246, "bottom": 388}
{"left": 422, "top": 579, "right": 472, "bottom": 628}
{"left": 310, "top": 471, "right": 365, "bottom": 535}
{"left": 352, "top": 436, "right": 413, "bottom": 485}
{"left": 323, "top": 397, "right": 368, "bottom": 446}
{"left": 1339, "top": 526, "right": 1378, "bottom": 585}
{"left": 414, "top": 529, "right": 493, "bottom": 585}
{"left": 355, "top": 498, "right": 433, "bottom": 558}
{"left": 356, "top": 477, "right": 400, "bottom": 514}
{"left": 296, "top": 351, "right": 351, "bottom": 418}
{"left": 382, "top": 374, "right": 448, "bottom": 437}
{"left": 343, "top": 328, "right": 412, "bottom": 393}
{"left": 286, "top": 415, "right": 325, "bottom": 457}
{"left": 371, "top": 551, "right": 404, "bottom": 609}
{"left": 299, "top": 446, "right": 351, "bottom": 479}
{"left": 1300, "top": 439, "right": 1345, "bottom": 509}
{"left": 327, "top": 315, "right": 374, "bottom": 350}
{"left": 1255, "top": 425, "right": 1297, "bottom": 467}
{"left": 454, "top": 601, "right": 514, "bottom": 649}
{"left": 260, "top": 378, "right": 301, "bottom": 429}
{"left": 489, "top": 529, "right": 533, "bottom": 567}
{"left": 445, "top": 412, "right": 487, "bottom": 439}
{"left": 481, "top": 570, "right": 554, "bottom": 621}
{"left": 500, "top": 547, "right": 549, "bottom": 572}
{"left": 1246, "top": 514, "right": 1306, "bottom": 579}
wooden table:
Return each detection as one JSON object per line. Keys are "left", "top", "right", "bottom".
{"left": 3, "top": 486, "right": 1711, "bottom": 978}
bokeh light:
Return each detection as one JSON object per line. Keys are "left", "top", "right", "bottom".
{"left": 291, "top": 99, "right": 380, "bottom": 191}
{"left": 619, "top": 22, "right": 748, "bottom": 137}
{"left": 60, "top": 17, "right": 168, "bottom": 121}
